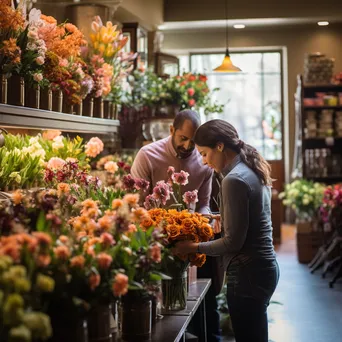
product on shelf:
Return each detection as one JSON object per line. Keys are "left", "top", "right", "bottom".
{"left": 304, "top": 53, "right": 335, "bottom": 85}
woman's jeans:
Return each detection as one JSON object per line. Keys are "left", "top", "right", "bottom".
{"left": 226, "top": 258, "right": 280, "bottom": 342}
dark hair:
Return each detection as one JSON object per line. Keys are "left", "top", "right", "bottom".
{"left": 194, "top": 119, "right": 272, "bottom": 186}
{"left": 173, "top": 110, "right": 201, "bottom": 130}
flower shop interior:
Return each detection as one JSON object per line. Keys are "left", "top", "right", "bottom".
{"left": 0, "top": 0, "right": 342, "bottom": 342}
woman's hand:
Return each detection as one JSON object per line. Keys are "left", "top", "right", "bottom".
{"left": 212, "top": 216, "right": 221, "bottom": 234}
{"left": 172, "top": 241, "right": 199, "bottom": 256}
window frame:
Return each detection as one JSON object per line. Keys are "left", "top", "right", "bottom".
{"left": 188, "top": 49, "right": 285, "bottom": 162}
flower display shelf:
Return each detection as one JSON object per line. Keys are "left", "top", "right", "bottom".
{"left": 0, "top": 103, "right": 119, "bottom": 134}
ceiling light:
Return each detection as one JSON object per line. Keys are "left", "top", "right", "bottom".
{"left": 213, "top": 0, "right": 241, "bottom": 72}
{"left": 234, "top": 24, "right": 245, "bottom": 29}
{"left": 317, "top": 21, "right": 329, "bottom": 26}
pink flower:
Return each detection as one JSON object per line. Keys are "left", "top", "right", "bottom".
{"left": 172, "top": 170, "right": 189, "bottom": 186}
{"left": 59, "top": 58, "right": 68, "bottom": 67}
{"left": 112, "top": 273, "right": 129, "bottom": 297}
{"left": 104, "top": 161, "right": 118, "bottom": 174}
{"left": 54, "top": 245, "right": 71, "bottom": 261}
{"left": 85, "top": 137, "right": 104, "bottom": 158}
{"left": 134, "top": 178, "right": 150, "bottom": 192}
{"left": 187, "top": 88, "right": 195, "bottom": 96}
{"left": 89, "top": 272, "right": 101, "bottom": 290}
{"left": 149, "top": 244, "right": 161, "bottom": 263}
{"left": 36, "top": 254, "right": 51, "bottom": 267}
{"left": 167, "top": 166, "right": 175, "bottom": 178}
{"left": 183, "top": 190, "right": 198, "bottom": 205}
{"left": 122, "top": 174, "right": 136, "bottom": 191}
{"left": 47, "top": 157, "right": 65, "bottom": 170}
{"left": 144, "top": 195, "right": 156, "bottom": 210}
{"left": 97, "top": 253, "right": 113, "bottom": 270}
{"left": 153, "top": 181, "right": 172, "bottom": 206}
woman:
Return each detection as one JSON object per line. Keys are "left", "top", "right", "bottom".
{"left": 174, "top": 120, "right": 279, "bottom": 342}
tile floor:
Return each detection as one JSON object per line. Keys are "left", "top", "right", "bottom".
{"left": 221, "top": 225, "right": 342, "bottom": 342}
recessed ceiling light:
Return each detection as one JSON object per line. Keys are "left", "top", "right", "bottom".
{"left": 233, "top": 24, "right": 245, "bottom": 29}
{"left": 317, "top": 21, "right": 329, "bottom": 26}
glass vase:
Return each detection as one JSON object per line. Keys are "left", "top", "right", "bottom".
{"left": 162, "top": 271, "right": 187, "bottom": 311}
{"left": 118, "top": 292, "right": 152, "bottom": 341}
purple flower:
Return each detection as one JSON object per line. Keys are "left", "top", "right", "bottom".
{"left": 135, "top": 178, "right": 150, "bottom": 192}
{"left": 171, "top": 170, "right": 189, "bottom": 186}
{"left": 183, "top": 190, "right": 198, "bottom": 205}
{"left": 122, "top": 174, "right": 136, "bottom": 191}
{"left": 144, "top": 195, "right": 156, "bottom": 210}
{"left": 152, "top": 181, "right": 171, "bottom": 206}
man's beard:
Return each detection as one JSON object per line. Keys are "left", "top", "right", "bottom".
{"left": 172, "top": 136, "right": 194, "bottom": 159}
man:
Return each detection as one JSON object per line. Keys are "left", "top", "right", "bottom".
{"left": 131, "top": 110, "right": 222, "bottom": 342}
{"left": 131, "top": 110, "right": 212, "bottom": 213}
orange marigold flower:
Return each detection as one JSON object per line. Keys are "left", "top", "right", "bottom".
{"left": 57, "top": 183, "right": 71, "bottom": 197}
{"left": 98, "top": 215, "right": 113, "bottom": 231}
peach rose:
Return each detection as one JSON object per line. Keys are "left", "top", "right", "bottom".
{"left": 32, "top": 232, "right": 52, "bottom": 246}
{"left": 42, "top": 130, "right": 61, "bottom": 141}
{"left": 47, "top": 157, "right": 66, "bottom": 170}
{"left": 97, "top": 252, "right": 113, "bottom": 270}
{"left": 54, "top": 245, "right": 71, "bottom": 261}
{"left": 123, "top": 193, "right": 139, "bottom": 207}
{"left": 112, "top": 273, "right": 128, "bottom": 297}
{"left": 104, "top": 161, "right": 118, "bottom": 174}
{"left": 149, "top": 244, "right": 161, "bottom": 263}
{"left": 100, "top": 233, "right": 115, "bottom": 247}
{"left": 112, "top": 199, "right": 124, "bottom": 210}
{"left": 36, "top": 254, "right": 51, "bottom": 267}
{"left": 70, "top": 255, "right": 85, "bottom": 269}
{"left": 89, "top": 272, "right": 101, "bottom": 290}
{"left": 85, "top": 137, "right": 104, "bottom": 158}
{"left": 127, "top": 224, "right": 137, "bottom": 234}
{"left": 57, "top": 183, "right": 71, "bottom": 197}
{"left": 58, "top": 235, "right": 69, "bottom": 244}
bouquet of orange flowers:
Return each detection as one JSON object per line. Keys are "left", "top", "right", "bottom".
{"left": 142, "top": 208, "right": 213, "bottom": 310}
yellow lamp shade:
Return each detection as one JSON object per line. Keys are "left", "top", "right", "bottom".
{"left": 214, "top": 55, "right": 241, "bottom": 72}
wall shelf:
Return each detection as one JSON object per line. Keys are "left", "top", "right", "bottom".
{"left": 0, "top": 104, "right": 119, "bottom": 135}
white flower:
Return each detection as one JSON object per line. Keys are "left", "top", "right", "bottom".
{"left": 29, "top": 8, "right": 42, "bottom": 24}
{"left": 33, "top": 73, "right": 43, "bottom": 82}
{"left": 9, "top": 172, "right": 21, "bottom": 184}
{"left": 302, "top": 198, "right": 310, "bottom": 206}
{"left": 52, "top": 135, "right": 64, "bottom": 150}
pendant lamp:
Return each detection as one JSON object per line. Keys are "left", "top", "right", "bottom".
{"left": 214, "top": 0, "right": 241, "bottom": 72}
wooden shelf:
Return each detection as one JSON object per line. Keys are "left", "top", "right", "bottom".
{"left": 303, "top": 138, "right": 342, "bottom": 149}
{"left": 304, "top": 84, "right": 342, "bottom": 89}
{"left": 0, "top": 104, "right": 119, "bottom": 134}
{"left": 303, "top": 106, "right": 342, "bottom": 110}
{"left": 306, "top": 176, "right": 342, "bottom": 184}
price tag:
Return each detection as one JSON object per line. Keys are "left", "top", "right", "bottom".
{"left": 325, "top": 137, "right": 334, "bottom": 146}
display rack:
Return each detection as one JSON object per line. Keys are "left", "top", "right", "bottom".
{"left": 292, "top": 75, "right": 342, "bottom": 184}
{"left": 0, "top": 104, "right": 120, "bottom": 135}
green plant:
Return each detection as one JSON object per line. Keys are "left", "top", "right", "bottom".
{"left": 279, "top": 179, "right": 325, "bottom": 221}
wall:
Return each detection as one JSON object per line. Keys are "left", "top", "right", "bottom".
{"left": 164, "top": 0, "right": 342, "bottom": 21}
{"left": 115, "top": 0, "right": 164, "bottom": 30}
{"left": 163, "top": 25, "right": 342, "bottom": 176}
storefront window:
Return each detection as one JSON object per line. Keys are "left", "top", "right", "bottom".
{"left": 188, "top": 51, "right": 283, "bottom": 160}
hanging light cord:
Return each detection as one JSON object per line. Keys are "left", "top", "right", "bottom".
{"left": 225, "top": 0, "right": 229, "bottom": 56}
